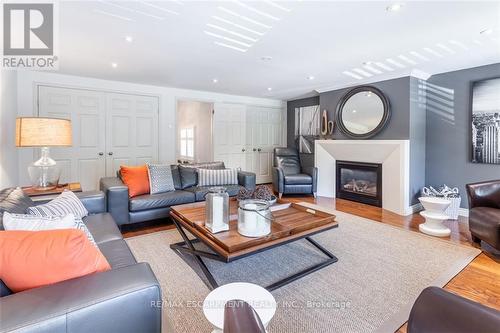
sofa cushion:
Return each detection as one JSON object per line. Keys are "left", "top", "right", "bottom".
{"left": 171, "top": 165, "right": 183, "bottom": 190}
{"left": 198, "top": 168, "right": 238, "bottom": 186}
{"left": 179, "top": 165, "right": 198, "bottom": 189}
{"left": 178, "top": 162, "right": 226, "bottom": 189}
{"left": 129, "top": 190, "right": 195, "bottom": 212}
{"left": 0, "top": 229, "right": 110, "bottom": 292}
{"left": 83, "top": 213, "right": 123, "bottom": 245}
{"left": 184, "top": 185, "right": 241, "bottom": 202}
{"left": 284, "top": 173, "right": 313, "bottom": 185}
{"left": 147, "top": 163, "right": 175, "bottom": 194}
{"left": 120, "top": 165, "right": 150, "bottom": 198}
{"left": 97, "top": 239, "right": 137, "bottom": 269}
{"left": 0, "top": 187, "right": 35, "bottom": 230}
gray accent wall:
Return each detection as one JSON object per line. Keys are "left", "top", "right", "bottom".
{"left": 320, "top": 77, "right": 411, "bottom": 140}
{"left": 426, "top": 63, "right": 500, "bottom": 208}
{"left": 286, "top": 77, "right": 426, "bottom": 205}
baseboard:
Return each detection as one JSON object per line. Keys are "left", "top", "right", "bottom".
{"left": 407, "top": 203, "right": 423, "bottom": 215}
{"left": 406, "top": 204, "right": 469, "bottom": 217}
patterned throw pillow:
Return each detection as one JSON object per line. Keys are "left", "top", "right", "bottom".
{"left": 27, "top": 191, "right": 88, "bottom": 219}
{"left": 3, "top": 212, "right": 76, "bottom": 231}
{"left": 147, "top": 163, "right": 175, "bottom": 194}
{"left": 198, "top": 168, "right": 238, "bottom": 186}
{"left": 26, "top": 191, "right": 96, "bottom": 246}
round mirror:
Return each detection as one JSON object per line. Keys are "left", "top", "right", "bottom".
{"left": 335, "top": 86, "right": 390, "bottom": 139}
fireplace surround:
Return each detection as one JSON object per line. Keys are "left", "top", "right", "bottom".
{"left": 336, "top": 161, "right": 382, "bottom": 207}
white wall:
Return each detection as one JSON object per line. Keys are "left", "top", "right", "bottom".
{"left": 177, "top": 100, "right": 213, "bottom": 163}
{"left": 0, "top": 70, "right": 19, "bottom": 188}
{"left": 15, "top": 71, "right": 284, "bottom": 185}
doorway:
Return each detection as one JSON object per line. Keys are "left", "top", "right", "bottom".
{"left": 176, "top": 100, "right": 214, "bottom": 164}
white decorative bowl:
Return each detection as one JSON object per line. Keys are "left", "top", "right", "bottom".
{"left": 418, "top": 196, "right": 451, "bottom": 213}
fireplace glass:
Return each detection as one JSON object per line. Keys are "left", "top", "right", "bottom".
{"left": 336, "top": 161, "right": 382, "bottom": 207}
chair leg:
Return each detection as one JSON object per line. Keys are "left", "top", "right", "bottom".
{"left": 278, "top": 193, "right": 283, "bottom": 199}
{"left": 313, "top": 192, "right": 317, "bottom": 198}
{"left": 471, "top": 234, "right": 481, "bottom": 244}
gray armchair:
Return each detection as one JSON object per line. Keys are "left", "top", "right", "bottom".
{"left": 272, "top": 147, "right": 317, "bottom": 198}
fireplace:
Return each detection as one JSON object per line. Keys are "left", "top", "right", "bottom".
{"left": 336, "top": 161, "right": 382, "bottom": 207}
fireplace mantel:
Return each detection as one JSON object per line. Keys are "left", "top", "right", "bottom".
{"left": 314, "top": 140, "right": 411, "bottom": 215}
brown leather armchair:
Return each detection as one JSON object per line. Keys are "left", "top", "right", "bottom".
{"left": 466, "top": 180, "right": 500, "bottom": 250}
{"left": 408, "top": 287, "right": 500, "bottom": 333}
{"left": 223, "top": 300, "right": 266, "bottom": 333}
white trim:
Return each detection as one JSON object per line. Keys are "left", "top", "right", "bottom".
{"left": 458, "top": 208, "right": 469, "bottom": 217}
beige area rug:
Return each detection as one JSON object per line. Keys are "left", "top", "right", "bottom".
{"left": 126, "top": 202, "right": 480, "bottom": 333}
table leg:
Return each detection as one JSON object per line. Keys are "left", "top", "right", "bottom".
{"left": 170, "top": 219, "right": 220, "bottom": 289}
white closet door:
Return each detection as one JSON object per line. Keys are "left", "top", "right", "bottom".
{"left": 245, "top": 106, "right": 283, "bottom": 184}
{"left": 105, "top": 93, "right": 159, "bottom": 176}
{"left": 38, "top": 86, "right": 106, "bottom": 191}
{"left": 213, "top": 103, "right": 246, "bottom": 169}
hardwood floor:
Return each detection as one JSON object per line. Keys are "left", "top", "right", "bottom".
{"left": 122, "top": 194, "right": 500, "bottom": 332}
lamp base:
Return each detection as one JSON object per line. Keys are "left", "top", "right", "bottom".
{"left": 28, "top": 147, "right": 61, "bottom": 191}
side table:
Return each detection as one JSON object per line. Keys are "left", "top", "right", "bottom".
{"left": 22, "top": 182, "right": 82, "bottom": 202}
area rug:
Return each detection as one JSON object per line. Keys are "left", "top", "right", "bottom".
{"left": 125, "top": 202, "right": 480, "bottom": 333}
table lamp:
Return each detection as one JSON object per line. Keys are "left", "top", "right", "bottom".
{"left": 16, "top": 117, "right": 72, "bottom": 190}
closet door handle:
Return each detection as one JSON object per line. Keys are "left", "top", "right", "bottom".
{"left": 253, "top": 148, "right": 257, "bottom": 152}
{"left": 98, "top": 152, "right": 104, "bottom": 156}
{"left": 108, "top": 152, "right": 113, "bottom": 156}
{"left": 257, "top": 148, "right": 261, "bottom": 152}
{"left": 242, "top": 148, "right": 246, "bottom": 152}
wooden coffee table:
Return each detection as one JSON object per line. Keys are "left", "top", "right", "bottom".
{"left": 169, "top": 199, "right": 338, "bottom": 291}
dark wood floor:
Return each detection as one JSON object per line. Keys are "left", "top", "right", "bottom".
{"left": 122, "top": 194, "right": 500, "bottom": 332}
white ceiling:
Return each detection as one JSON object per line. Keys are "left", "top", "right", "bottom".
{"left": 57, "top": 1, "right": 500, "bottom": 100}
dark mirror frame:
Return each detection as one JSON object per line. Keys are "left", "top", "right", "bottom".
{"left": 335, "top": 85, "right": 391, "bottom": 139}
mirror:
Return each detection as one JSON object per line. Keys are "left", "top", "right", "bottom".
{"left": 335, "top": 86, "right": 390, "bottom": 139}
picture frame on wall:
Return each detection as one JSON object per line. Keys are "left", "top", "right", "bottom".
{"left": 294, "top": 105, "right": 320, "bottom": 154}
{"left": 471, "top": 77, "right": 500, "bottom": 164}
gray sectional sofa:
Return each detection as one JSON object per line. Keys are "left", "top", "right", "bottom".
{"left": 0, "top": 189, "right": 161, "bottom": 333}
{"left": 100, "top": 162, "right": 256, "bottom": 227}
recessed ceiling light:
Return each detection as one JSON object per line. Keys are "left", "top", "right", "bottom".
{"left": 267, "top": 87, "right": 272, "bottom": 91}
{"left": 307, "top": 75, "right": 315, "bottom": 80}
{"left": 386, "top": 3, "right": 403, "bottom": 12}
{"left": 111, "top": 62, "right": 118, "bottom": 68}
{"left": 212, "top": 78, "right": 218, "bottom": 83}
{"left": 362, "top": 61, "right": 373, "bottom": 66}
{"left": 125, "top": 36, "right": 133, "bottom": 42}
{"left": 480, "top": 28, "right": 493, "bottom": 35}
{"left": 352, "top": 110, "right": 357, "bottom": 113}
{"left": 261, "top": 56, "right": 273, "bottom": 61}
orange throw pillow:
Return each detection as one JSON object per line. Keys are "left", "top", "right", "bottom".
{"left": 120, "top": 165, "right": 150, "bottom": 198}
{"left": 0, "top": 229, "right": 111, "bottom": 292}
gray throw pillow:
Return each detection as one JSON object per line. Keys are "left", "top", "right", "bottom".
{"left": 0, "top": 187, "right": 35, "bottom": 230}
{"left": 179, "top": 165, "right": 198, "bottom": 189}
{"left": 147, "top": 163, "right": 175, "bottom": 194}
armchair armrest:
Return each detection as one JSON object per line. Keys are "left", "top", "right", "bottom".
{"left": 408, "top": 287, "right": 500, "bottom": 333}
{"left": 466, "top": 180, "right": 500, "bottom": 209}
{"left": 0, "top": 263, "right": 161, "bottom": 333}
{"left": 76, "top": 191, "right": 105, "bottom": 214}
{"left": 302, "top": 166, "right": 318, "bottom": 193}
{"left": 238, "top": 171, "right": 256, "bottom": 191}
{"left": 272, "top": 167, "right": 285, "bottom": 195}
{"left": 100, "top": 177, "right": 129, "bottom": 226}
